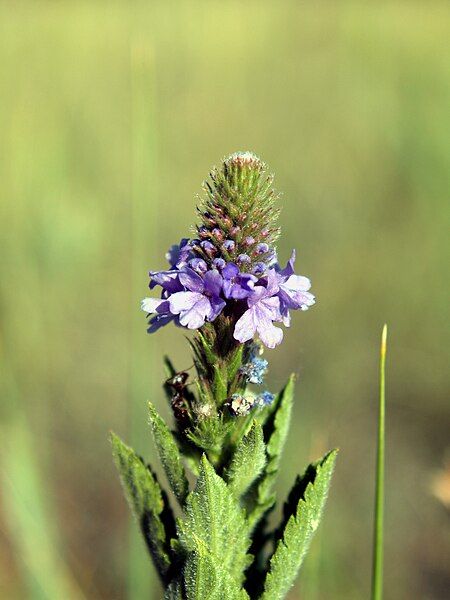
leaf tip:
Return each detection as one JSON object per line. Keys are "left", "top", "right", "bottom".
{"left": 381, "top": 324, "right": 388, "bottom": 359}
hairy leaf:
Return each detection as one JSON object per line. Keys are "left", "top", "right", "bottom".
{"left": 212, "top": 364, "right": 228, "bottom": 404}
{"left": 178, "top": 456, "right": 252, "bottom": 598}
{"left": 261, "top": 450, "right": 337, "bottom": 600}
{"left": 227, "top": 344, "right": 244, "bottom": 382}
{"left": 196, "top": 331, "right": 219, "bottom": 366}
{"left": 148, "top": 402, "right": 189, "bottom": 506}
{"left": 110, "top": 432, "right": 171, "bottom": 581}
{"left": 225, "top": 424, "right": 266, "bottom": 499}
{"left": 183, "top": 550, "right": 250, "bottom": 600}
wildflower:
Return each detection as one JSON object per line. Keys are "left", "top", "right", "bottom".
{"left": 168, "top": 268, "right": 226, "bottom": 329}
{"left": 234, "top": 270, "right": 284, "bottom": 348}
{"left": 275, "top": 250, "right": 316, "bottom": 325}
{"left": 142, "top": 153, "right": 315, "bottom": 348}
{"left": 222, "top": 263, "right": 256, "bottom": 300}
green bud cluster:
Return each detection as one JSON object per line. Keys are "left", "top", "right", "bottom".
{"left": 194, "top": 152, "right": 281, "bottom": 273}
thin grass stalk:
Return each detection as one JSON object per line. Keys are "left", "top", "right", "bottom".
{"left": 371, "top": 324, "right": 387, "bottom": 600}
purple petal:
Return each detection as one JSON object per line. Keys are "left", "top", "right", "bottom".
{"left": 203, "top": 269, "right": 223, "bottom": 297}
{"left": 222, "top": 262, "right": 239, "bottom": 280}
{"left": 209, "top": 296, "right": 226, "bottom": 321}
{"left": 297, "top": 291, "right": 316, "bottom": 310}
{"left": 278, "top": 288, "right": 298, "bottom": 310}
{"left": 178, "top": 268, "right": 205, "bottom": 293}
{"left": 256, "top": 317, "right": 283, "bottom": 348}
{"left": 283, "top": 274, "right": 311, "bottom": 292}
{"left": 233, "top": 307, "right": 257, "bottom": 343}
{"left": 178, "top": 295, "right": 212, "bottom": 329}
{"left": 229, "top": 283, "right": 251, "bottom": 300}
{"left": 150, "top": 270, "right": 183, "bottom": 293}
{"left": 265, "top": 269, "right": 280, "bottom": 296}
{"left": 247, "top": 285, "right": 266, "bottom": 307}
{"left": 259, "top": 296, "right": 282, "bottom": 321}
{"left": 169, "top": 291, "right": 204, "bottom": 313}
{"left": 279, "top": 249, "right": 296, "bottom": 277}
{"left": 141, "top": 297, "right": 166, "bottom": 313}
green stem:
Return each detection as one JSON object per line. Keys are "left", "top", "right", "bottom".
{"left": 371, "top": 324, "right": 387, "bottom": 600}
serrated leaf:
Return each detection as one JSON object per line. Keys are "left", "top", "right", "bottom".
{"left": 183, "top": 550, "right": 250, "bottom": 600}
{"left": 225, "top": 424, "right": 266, "bottom": 499}
{"left": 178, "top": 456, "right": 252, "bottom": 598}
{"left": 110, "top": 432, "right": 171, "bottom": 581}
{"left": 261, "top": 450, "right": 338, "bottom": 600}
{"left": 247, "top": 375, "right": 295, "bottom": 528}
{"left": 148, "top": 402, "right": 189, "bottom": 506}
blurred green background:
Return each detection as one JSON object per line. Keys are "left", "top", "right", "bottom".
{"left": 1, "top": 2, "right": 449, "bottom": 599}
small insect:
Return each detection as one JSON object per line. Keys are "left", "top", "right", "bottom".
{"left": 165, "top": 371, "right": 191, "bottom": 428}
{"left": 165, "top": 371, "right": 189, "bottom": 393}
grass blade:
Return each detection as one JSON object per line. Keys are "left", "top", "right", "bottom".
{"left": 371, "top": 324, "right": 387, "bottom": 600}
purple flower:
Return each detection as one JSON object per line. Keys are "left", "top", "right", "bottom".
{"left": 222, "top": 263, "right": 256, "bottom": 300}
{"left": 149, "top": 269, "right": 184, "bottom": 293}
{"left": 234, "top": 270, "right": 283, "bottom": 348}
{"left": 168, "top": 268, "right": 225, "bottom": 329}
{"left": 275, "top": 250, "right": 315, "bottom": 325}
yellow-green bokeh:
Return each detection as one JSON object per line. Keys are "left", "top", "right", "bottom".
{"left": 1, "top": 2, "right": 449, "bottom": 598}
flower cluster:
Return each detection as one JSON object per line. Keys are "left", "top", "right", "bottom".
{"left": 141, "top": 152, "right": 315, "bottom": 349}
{"left": 142, "top": 241, "right": 315, "bottom": 349}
